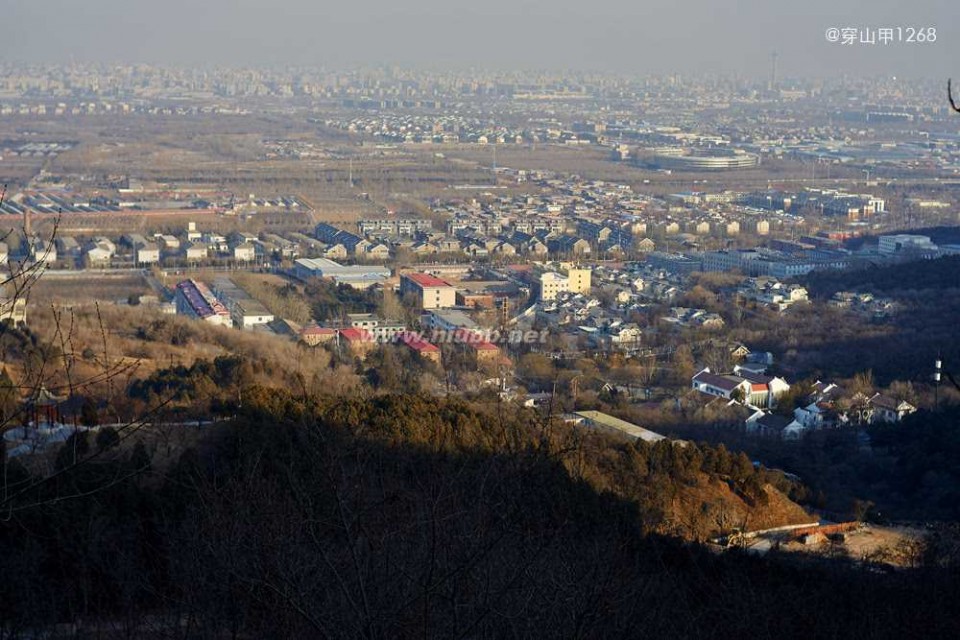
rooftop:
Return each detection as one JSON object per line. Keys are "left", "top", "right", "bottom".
{"left": 404, "top": 272, "right": 453, "bottom": 288}
{"left": 397, "top": 332, "right": 440, "bottom": 352}
{"left": 574, "top": 411, "right": 668, "bottom": 443}
{"left": 693, "top": 369, "right": 746, "bottom": 392}
{"left": 339, "top": 328, "right": 374, "bottom": 342}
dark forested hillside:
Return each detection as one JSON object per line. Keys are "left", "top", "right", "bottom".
{"left": 1, "top": 391, "right": 958, "bottom": 638}
{"left": 803, "top": 255, "right": 960, "bottom": 297}
{"left": 789, "top": 256, "right": 960, "bottom": 384}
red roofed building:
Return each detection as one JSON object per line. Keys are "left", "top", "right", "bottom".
{"left": 453, "top": 329, "right": 504, "bottom": 368}
{"left": 400, "top": 272, "right": 457, "bottom": 309}
{"left": 339, "top": 327, "right": 376, "bottom": 358}
{"left": 397, "top": 331, "right": 441, "bottom": 364}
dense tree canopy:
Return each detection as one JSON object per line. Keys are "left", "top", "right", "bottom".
{"left": 1, "top": 390, "right": 957, "bottom": 637}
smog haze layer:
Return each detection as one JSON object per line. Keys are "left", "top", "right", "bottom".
{"left": 1, "top": 0, "right": 955, "bottom": 78}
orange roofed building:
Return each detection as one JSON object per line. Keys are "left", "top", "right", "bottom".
{"left": 453, "top": 328, "right": 507, "bottom": 368}
{"left": 339, "top": 327, "right": 376, "bottom": 358}
{"left": 400, "top": 272, "right": 457, "bottom": 309}
{"left": 396, "top": 331, "right": 441, "bottom": 364}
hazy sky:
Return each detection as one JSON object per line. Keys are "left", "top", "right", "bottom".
{"left": 1, "top": 0, "right": 956, "bottom": 78}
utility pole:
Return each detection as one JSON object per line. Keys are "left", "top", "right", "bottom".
{"left": 934, "top": 356, "right": 942, "bottom": 411}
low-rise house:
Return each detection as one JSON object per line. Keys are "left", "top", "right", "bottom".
{"left": 635, "top": 238, "right": 656, "bottom": 252}
{"left": 453, "top": 328, "right": 503, "bottom": 368}
{"left": 662, "top": 307, "right": 725, "bottom": 330}
{"left": 183, "top": 242, "right": 208, "bottom": 261}
{"left": 31, "top": 239, "right": 57, "bottom": 265}
{"left": 870, "top": 394, "right": 917, "bottom": 423}
{"left": 85, "top": 241, "right": 114, "bottom": 266}
{"left": 734, "top": 367, "right": 791, "bottom": 408}
{"left": 56, "top": 236, "right": 81, "bottom": 258}
{"left": 609, "top": 324, "right": 642, "bottom": 351}
{"left": 135, "top": 242, "right": 160, "bottom": 265}
{"left": 300, "top": 325, "right": 337, "bottom": 346}
{"left": 211, "top": 278, "right": 275, "bottom": 330}
{"left": 364, "top": 243, "right": 391, "bottom": 260}
{"left": 397, "top": 331, "right": 441, "bottom": 364}
{"left": 411, "top": 241, "right": 438, "bottom": 255}
{"left": 233, "top": 243, "right": 256, "bottom": 262}
{"left": 694, "top": 367, "right": 790, "bottom": 408}
{"left": 527, "top": 239, "right": 549, "bottom": 256}
{"left": 158, "top": 235, "right": 181, "bottom": 251}
{"left": 323, "top": 243, "right": 349, "bottom": 260}
{"left": 793, "top": 381, "right": 844, "bottom": 428}
{"left": 739, "top": 278, "right": 808, "bottom": 311}
{"left": 692, "top": 368, "right": 752, "bottom": 401}
{"left": 339, "top": 327, "right": 376, "bottom": 358}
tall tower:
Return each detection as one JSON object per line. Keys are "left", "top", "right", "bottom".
{"left": 23, "top": 203, "right": 31, "bottom": 237}
{"left": 769, "top": 52, "right": 778, "bottom": 93}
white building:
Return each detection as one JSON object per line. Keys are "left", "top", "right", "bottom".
{"left": 293, "top": 258, "right": 390, "bottom": 289}
{"left": 540, "top": 272, "right": 569, "bottom": 301}
{"left": 211, "top": 278, "right": 274, "bottom": 330}
{"left": 135, "top": 242, "right": 160, "bottom": 265}
{"left": 233, "top": 243, "right": 256, "bottom": 262}
{"left": 400, "top": 272, "right": 457, "bottom": 309}
{"left": 877, "top": 234, "right": 937, "bottom": 256}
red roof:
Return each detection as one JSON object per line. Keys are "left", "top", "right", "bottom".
{"left": 751, "top": 383, "right": 767, "bottom": 392}
{"left": 339, "top": 328, "right": 374, "bottom": 342}
{"left": 404, "top": 272, "right": 452, "bottom": 288}
{"left": 397, "top": 331, "right": 440, "bottom": 353}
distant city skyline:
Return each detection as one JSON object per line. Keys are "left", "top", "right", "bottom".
{"left": 0, "top": 0, "right": 955, "bottom": 79}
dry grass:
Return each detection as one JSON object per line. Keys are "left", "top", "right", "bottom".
{"left": 20, "top": 304, "right": 357, "bottom": 407}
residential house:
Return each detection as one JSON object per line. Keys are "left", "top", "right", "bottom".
{"left": 870, "top": 394, "right": 917, "bottom": 423}
{"left": 233, "top": 243, "right": 256, "bottom": 262}
{"left": 183, "top": 242, "right": 208, "bottom": 261}
{"left": 300, "top": 325, "right": 337, "bottom": 347}
{"left": 692, "top": 368, "right": 752, "bottom": 401}
{"left": 397, "top": 331, "right": 441, "bottom": 364}
{"left": 135, "top": 242, "right": 160, "bottom": 265}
